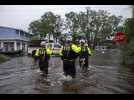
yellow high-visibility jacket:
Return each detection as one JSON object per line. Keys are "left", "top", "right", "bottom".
{"left": 35, "top": 48, "right": 52, "bottom": 57}
{"left": 59, "top": 43, "right": 81, "bottom": 56}
{"left": 87, "top": 47, "right": 92, "bottom": 56}
{"left": 80, "top": 45, "right": 92, "bottom": 55}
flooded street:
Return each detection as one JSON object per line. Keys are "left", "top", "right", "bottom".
{"left": 0, "top": 49, "right": 134, "bottom": 94}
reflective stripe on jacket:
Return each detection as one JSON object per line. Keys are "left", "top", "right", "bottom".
{"left": 35, "top": 48, "right": 52, "bottom": 57}
{"left": 59, "top": 44, "right": 81, "bottom": 56}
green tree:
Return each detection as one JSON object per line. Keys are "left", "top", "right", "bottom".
{"left": 29, "top": 12, "right": 63, "bottom": 42}
{"left": 53, "top": 16, "right": 63, "bottom": 42}
{"left": 29, "top": 20, "right": 45, "bottom": 40}
{"left": 65, "top": 12, "right": 80, "bottom": 33}
{"left": 65, "top": 8, "right": 122, "bottom": 49}
{"left": 121, "top": 18, "right": 134, "bottom": 65}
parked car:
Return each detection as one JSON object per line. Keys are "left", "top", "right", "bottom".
{"left": 95, "top": 46, "right": 107, "bottom": 51}
{"left": 46, "top": 43, "right": 61, "bottom": 55}
{"left": 28, "top": 47, "right": 39, "bottom": 55}
{"left": 94, "top": 46, "right": 107, "bottom": 54}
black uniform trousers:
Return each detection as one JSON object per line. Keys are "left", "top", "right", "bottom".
{"left": 63, "top": 60, "right": 76, "bottom": 78}
{"left": 39, "top": 59, "right": 49, "bottom": 77}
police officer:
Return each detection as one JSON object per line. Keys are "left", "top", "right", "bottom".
{"left": 59, "top": 35, "right": 81, "bottom": 79}
{"left": 32, "top": 49, "right": 39, "bottom": 65}
{"left": 35, "top": 41, "right": 52, "bottom": 79}
{"left": 79, "top": 39, "right": 92, "bottom": 72}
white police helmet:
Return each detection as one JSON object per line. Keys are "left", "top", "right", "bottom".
{"left": 85, "top": 43, "right": 88, "bottom": 47}
{"left": 40, "top": 41, "right": 46, "bottom": 47}
{"left": 66, "top": 36, "right": 72, "bottom": 42}
{"left": 80, "top": 39, "right": 86, "bottom": 44}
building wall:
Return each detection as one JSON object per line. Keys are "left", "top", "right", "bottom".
{"left": 0, "top": 27, "right": 31, "bottom": 53}
{"left": 0, "top": 27, "right": 30, "bottom": 41}
{"left": 0, "top": 40, "right": 28, "bottom": 53}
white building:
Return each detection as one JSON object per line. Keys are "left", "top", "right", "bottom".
{"left": 0, "top": 26, "right": 31, "bottom": 54}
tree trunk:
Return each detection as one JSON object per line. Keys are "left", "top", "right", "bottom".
{"left": 93, "top": 33, "right": 97, "bottom": 49}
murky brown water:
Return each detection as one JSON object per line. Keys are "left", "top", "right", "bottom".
{"left": 0, "top": 49, "right": 134, "bottom": 94}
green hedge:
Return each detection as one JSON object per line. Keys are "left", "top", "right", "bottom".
{"left": 0, "top": 54, "right": 10, "bottom": 64}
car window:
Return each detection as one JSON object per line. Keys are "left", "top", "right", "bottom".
{"left": 54, "top": 44, "right": 61, "bottom": 48}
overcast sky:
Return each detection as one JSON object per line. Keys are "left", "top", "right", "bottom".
{"left": 0, "top": 5, "right": 132, "bottom": 32}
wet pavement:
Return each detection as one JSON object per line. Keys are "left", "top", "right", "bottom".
{"left": 0, "top": 49, "right": 134, "bottom": 94}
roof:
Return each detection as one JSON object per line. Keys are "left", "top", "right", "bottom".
{"left": 0, "top": 38, "right": 30, "bottom": 42}
{"left": 0, "top": 26, "right": 30, "bottom": 35}
{"left": 0, "top": 26, "right": 31, "bottom": 41}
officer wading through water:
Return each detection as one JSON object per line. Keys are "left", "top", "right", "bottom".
{"left": 32, "top": 49, "right": 39, "bottom": 65}
{"left": 79, "top": 39, "right": 92, "bottom": 72}
{"left": 35, "top": 41, "right": 52, "bottom": 79}
{"left": 59, "top": 35, "right": 81, "bottom": 80}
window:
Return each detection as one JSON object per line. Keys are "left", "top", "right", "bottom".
{"left": 20, "top": 31, "right": 24, "bottom": 37}
{"left": 16, "top": 30, "right": 19, "bottom": 35}
{"left": 54, "top": 44, "right": 61, "bottom": 48}
{"left": 3, "top": 42, "right": 8, "bottom": 52}
{"left": 17, "top": 42, "right": 20, "bottom": 50}
{"left": 22, "top": 43, "right": 25, "bottom": 50}
{"left": 3, "top": 42, "right": 14, "bottom": 52}
{"left": 9, "top": 42, "right": 14, "bottom": 51}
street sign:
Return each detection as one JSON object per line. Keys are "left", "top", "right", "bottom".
{"left": 113, "top": 32, "right": 127, "bottom": 44}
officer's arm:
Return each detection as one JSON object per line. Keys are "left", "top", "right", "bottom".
{"left": 59, "top": 47, "right": 64, "bottom": 60}
{"left": 35, "top": 49, "right": 39, "bottom": 57}
{"left": 87, "top": 47, "right": 92, "bottom": 56}
{"left": 59, "top": 47, "right": 63, "bottom": 56}
{"left": 71, "top": 44, "right": 81, "bottom": 53}
{"left": 46, "top": 48, "right": 52, "bottom": 56}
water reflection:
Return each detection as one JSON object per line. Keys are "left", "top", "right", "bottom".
{"left": 0, "top": 49, "right": 134, "bottom": 94}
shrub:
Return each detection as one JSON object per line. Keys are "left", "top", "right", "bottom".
{"left": 0, "top": 54, "right": 10, "bottom": 64}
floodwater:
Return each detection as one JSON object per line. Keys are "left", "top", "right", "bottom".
{"left": 0, "top": 49, "right": 134, "bottom": 94}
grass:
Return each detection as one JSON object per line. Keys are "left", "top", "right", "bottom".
{"left": 0, "top": 54, "right": 10, "bottom": 64}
